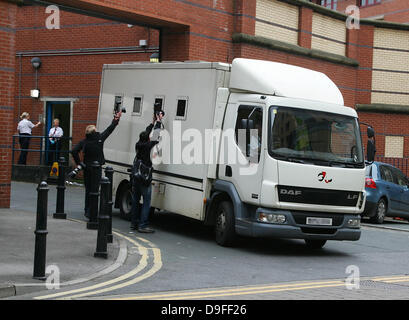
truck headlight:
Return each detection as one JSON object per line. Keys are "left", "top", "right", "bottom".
{"left": 258, "top": 213, "right": 287, "bottom": 224}
{"left": 347, "top": 218, "right": 360, "bottom": 228}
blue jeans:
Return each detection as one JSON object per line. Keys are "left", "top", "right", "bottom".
{"left": 131, "top": 181, "right": 152, "bottom": 229}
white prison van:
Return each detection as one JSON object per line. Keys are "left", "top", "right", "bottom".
{"left": 97, "top": 58, "right": 371, "bottom": 248}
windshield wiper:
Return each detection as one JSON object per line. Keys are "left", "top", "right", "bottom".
{"left": 273, "top": 154, "right": 363, "bottom": 168}
{"left": 328, "top": 160, "right": 364, "bottom": 168}
{"left": 273, "top": 154, "right": 320, "bottom": 165}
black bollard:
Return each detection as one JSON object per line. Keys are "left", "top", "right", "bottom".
{"left": 87, "top": 161, "right": 101, "bottom": 230}
{"left": 53, "top": 157, "right": 67, "bottom": 219}
{"left": 105, "top": 166, "right": 114, "bottom": 243}
{"left": 33, "top": 181, "right": 49, "bottom": 280}
{"left": 94, "top": 177, "right": 110, "bottom": 259}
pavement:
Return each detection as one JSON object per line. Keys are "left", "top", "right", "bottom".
{"left": 0, "top": 207, "right": 121, "bottom": 298}
{"left": 2, "top": 181, "right": 409, "bottom": 301}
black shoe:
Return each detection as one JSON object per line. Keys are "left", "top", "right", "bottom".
{"left": 138, "top": 227, "right": 155, "bottom": 233}
{"left": 84, "top": 213, "right": 90, "bottom": 221}
{"left": 130, "top": 225, "right": 138, "bottom": 230}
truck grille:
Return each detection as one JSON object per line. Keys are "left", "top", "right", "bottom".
{"left": 278, "top": 185, "right": 360, "bottom": 207}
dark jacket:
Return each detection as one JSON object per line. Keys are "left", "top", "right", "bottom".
{"left": 71, "top": 119, "right": 119, "bottom": 166}
{"left": 135, "top": 122, "right": 161, "bottom": 167}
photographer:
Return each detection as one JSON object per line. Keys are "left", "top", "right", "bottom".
{"left": 130, "top": 111, "right": 164, "bottom": 233}
{"left": 70, "top": 111, "right": 122, "bottom": 219}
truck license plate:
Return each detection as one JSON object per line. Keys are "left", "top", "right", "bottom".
{"left": 306, "top": 217, "right": 333, "bottom": 226}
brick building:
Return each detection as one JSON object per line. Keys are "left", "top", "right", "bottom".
{"left": 312, "top": 0, "right": 409, "bottom": 23}
{"left": 0, "top": 0, "right": 408, "bottom": 207}
{"left": 14, "top": 4, "right": 160, "bottom": 166}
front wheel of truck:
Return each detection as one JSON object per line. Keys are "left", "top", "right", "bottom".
{"left": 215, "top": 201, "right": 236, "bottom": 247}
{"left": 305, "top": 239, "right": 327, "bottom": 249}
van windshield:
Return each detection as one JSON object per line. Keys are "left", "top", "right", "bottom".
{"left": 269, "top": 106, "right": 364, "bottom": 168}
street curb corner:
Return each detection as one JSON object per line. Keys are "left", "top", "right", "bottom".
{"left": 0, "top": 284, "right": 16, "bottom": 298}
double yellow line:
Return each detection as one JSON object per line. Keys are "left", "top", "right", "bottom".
{"left": 107, "top": 275, "right": 409, "bottom": 300}
{"left": 34, "top": 231, "right": 162, "bottom": 300}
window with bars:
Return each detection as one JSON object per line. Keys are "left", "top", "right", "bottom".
{"left": 320, "top": 0, "right": 338, "bottom": 10}
{"left": 132, "top": 95, "right": 143, "bottom": 115}
{"left": 359, "top": 0, "right": 381, "bottom": 7}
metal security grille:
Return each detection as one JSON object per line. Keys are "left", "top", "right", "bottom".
{"left": 278, "top": 185, "right": 360, "bottom": 207}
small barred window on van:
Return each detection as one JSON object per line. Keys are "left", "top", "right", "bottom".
{"left": 133, "top": 97, "right": 142, "bottom": 114}
{"left": 176, "top": 98, "right": 188, "bottom": 119}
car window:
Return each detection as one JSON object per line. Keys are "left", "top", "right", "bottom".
{"left": 380, "top": 165, "right": 394, "bottom": 183}
{"left": 365, "top": 165, "right": 372, "bottom": 177}
{"left": 391, "top": 167, "right": 408, "bottom": 187}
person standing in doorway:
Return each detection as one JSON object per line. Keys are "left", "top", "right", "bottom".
{"left": 48, "top": 118, "right": 64, "bottom": 164}
{"left": 17, "top": 112, "right": 41, "bottom": 165}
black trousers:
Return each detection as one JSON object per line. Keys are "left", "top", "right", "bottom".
{"left": 48, "top": 140, "right": 61, "bottom": 164}
{"left": 83, "top": 166, "right": 102, "bottom": 216}
{"left": 18, "top": 134, "right": 31, "bottom": 165}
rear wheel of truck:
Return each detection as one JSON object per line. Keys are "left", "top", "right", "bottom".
{"left": 118, "top": 185, "right": 132, "bottom": 220}
{"left": 215, "top": 201, "right": 236, "bottom": 247}
{"left": 305, "top": 239, "right": 327, "bottom": 249}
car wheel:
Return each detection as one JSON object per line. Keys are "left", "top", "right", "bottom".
{"left": 215, "top": 201, "right": 236, "bottom": 247}
{"left": 305, "top": 239, "right": 327, "bottom": 249}
{"left": 119, "top": 185, "right": 132, "bottom": 220}
{"left": 370, "top": 198, "right": 386, "bottom": 224}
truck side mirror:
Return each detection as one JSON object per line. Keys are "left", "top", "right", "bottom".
{"left": 367, "top": 127, "right": 375, "bottom": 138}
{"left": 366, "top": 126, "right": 376, "bottom": 162}
{"left": 367, "top": 140, "right": 375, "bottom": 162}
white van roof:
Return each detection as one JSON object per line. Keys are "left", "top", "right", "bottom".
{"left": 229, "top": 58, "right": 344, "bottom": 106}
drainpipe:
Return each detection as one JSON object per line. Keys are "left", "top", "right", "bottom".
{"left": 18, "top": 53, "right": 22, "bottom": 120}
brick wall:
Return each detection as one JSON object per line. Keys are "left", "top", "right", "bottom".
{"left": 385, "top": 135, "right": 404, "bottom": 157}
{"left": 0, "top": 0, "right": 16, "bottom": 208}
{"left": 0, "top": 0, "right": 408, "bottom": 208}
{"left": 14, "top": 6, "right": 160, "bottom": 167}
{"left": 311, "top": 12, "right": 346, "bottom": 56}
{"left": 333, "top": 0, "right": 408, "bottom": 23}
{"left": 255, "top": 0, "right": 299, "bottom": 45}
{"left": 372, "top": 27, "right": 409, "bottom": 105}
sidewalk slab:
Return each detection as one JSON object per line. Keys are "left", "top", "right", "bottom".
{"left": 0, "top": 284, "right": 16, "bottom": 298}
{"left": 0, "top": 208, "right": 119, "bottom": 298}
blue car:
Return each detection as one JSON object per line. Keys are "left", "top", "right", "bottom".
{"left": 363, "top": 161, "right": 409, "bottom": 224}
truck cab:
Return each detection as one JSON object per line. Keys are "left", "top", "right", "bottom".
{"left": 206, "top": 59, "right": 366, "bottom": 248}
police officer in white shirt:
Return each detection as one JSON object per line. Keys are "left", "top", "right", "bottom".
{"left": 17, "top": 112, "right": 41, "bottom": 165}
{"left": 48, "top": 118, "right": 64, "bottom": 164}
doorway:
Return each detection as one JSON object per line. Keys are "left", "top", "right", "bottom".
{"left": 44, "top": 101, "right": 71, "bottom": 165}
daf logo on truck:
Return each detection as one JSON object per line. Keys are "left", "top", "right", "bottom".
{"left": 280, "top": 189, "right": 302, "bottom": 196}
